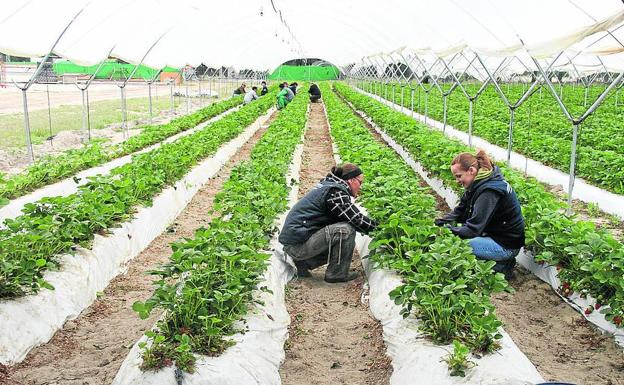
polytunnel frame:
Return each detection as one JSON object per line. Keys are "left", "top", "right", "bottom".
{"left": 115, "top": 32, "right": 167, "bottom": 139}
{"left": 349, "top": 40, "right": 624, "bottom": 216}
{"left": 531, "top": 54, "right": 624, "bottom": 212}
{"left": 74, "top": 47, "right": 115, "bottom": 140}
{"left": 11, "top": 7, "right": 85, "bottom": 164}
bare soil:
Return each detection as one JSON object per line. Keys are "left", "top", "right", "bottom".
{"left": 492, "top": 268, "right": 624, "bottom": 385}
{"left": 0, "top": 111, "right": 277, "bottom": 385}
{"left": 279, "top": 102, "right": 391, "bottom": 385}
{"left": 342, "top": 90, "right": 624, "bottom": 385}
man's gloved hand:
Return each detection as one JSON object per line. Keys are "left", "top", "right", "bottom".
{"left": 434, "top": 218, "right": 447, "bottom": 227}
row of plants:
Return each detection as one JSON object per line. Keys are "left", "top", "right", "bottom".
{"left": 336, "top": 82, "right": 624, "bottom": 329}
{"left": 131, "top": 86, "right": 310, "bottom": 372}
{"left": 366, "top": 81, "right": 624, "bottom": 154}
{"left": 359, "top": 81, "right": 624, "bottom": 195}
{"left": 0, "top": 94, "right": 277, "bottom": 299}
{"left": 322, "top": 83, "right": 509, "bottom": 376}
{"left": 0, "top": 96, "right": 246, "bottom": 206}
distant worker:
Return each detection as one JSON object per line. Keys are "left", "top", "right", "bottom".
{"left": 434, "top": 150, "right": 525, "bottom": 279}
{"left": 283, "top": 81, "right": 295, "bottom": 102}
{"left": 244, "top": 86, "right": 259, "bottom": 105}
{"left": 232, "top": 83, "right": 246, "bottom": 96}
{"left": 289, "top": 82, "right": 298, "bottom": 95}
{"left": 260, "top": 81, "right": 269, "bottom": 96}
{"left": 308, "top": 83, "right": 322, "bottom": 103}
{"left": 277, "top": 83, "right": 290, "bottom": 110}
{"left": 280, "top": 163, "right": 377, "bottom": 283}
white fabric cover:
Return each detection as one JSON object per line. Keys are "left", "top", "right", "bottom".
{"left": 0, "top": 109, "right": 273, "bottom": 365}
{"left": 0, "top": 106, "right": 241, "bottom": 225}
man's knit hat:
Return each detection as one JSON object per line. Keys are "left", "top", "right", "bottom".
{"left": 331, "top": 163, "right": 362, "bottom": 180}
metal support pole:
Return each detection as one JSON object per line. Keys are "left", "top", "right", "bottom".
{"left": 81, "top": 88, "right": 89, "bottom": 140}
{"left": 392, "top": 83, "right": 395, "bottom": 105}
{"left": 199, "top": 75, "right": 203, "bottom": 107}
{"left": 584, "top": 86, "right": 589, "bottom": 107}
{"left": 169, "top": 81, "right": 174, "bottom": 114}
{"left": 567, "top": 123, "right": 579, "bottom": 214}
{"left": 21, "top": 89, "right": 34, "bottom": 162}
{"left": 86, "top": 89, "right": 91, "bottom": 139}
{"left": 148, "top": 82, "right": 153, "bottom": 124}
{"left": 186, "top": 82, "right": 190, "bottom": 113}
{"left": 46, "top": 84, "right": 53, "bottom": 145}
{"left": 468, "top": 98, "right": 474, "bottom": 147}
{"left": 424, "top": 91, "right": 429, "bottom": 124}
{"left": 443, "top": 95, "right": 448, "bottom": 132}
{"left": 120, "top": 86, "right": 128, "bottom": 138}
{"left": 507, "top": 108, "right": 515, "bottom": 164}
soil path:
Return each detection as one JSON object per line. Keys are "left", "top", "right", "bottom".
{"left": 339, "top": 93, "right": 624, "bottom": 385}
{"left": 0, "top": 110, "right": 279, "bottom": 385}
{"left": 279, "top": 102, "right": 391, "bottom": 385}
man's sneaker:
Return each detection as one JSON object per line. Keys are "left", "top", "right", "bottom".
{"left": 324, "top": 271, "right": 359, "bottom": 283}
{"left": 294, "top": 260, "right": 311, "bottom": 278}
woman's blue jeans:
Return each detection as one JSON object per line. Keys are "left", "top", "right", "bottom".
{"left": 468, "top": 237, "right": 519, "bottom": 261}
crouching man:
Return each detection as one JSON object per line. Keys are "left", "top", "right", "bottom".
{"left": 279, "top": 163, "right": 377, "bottom": 283}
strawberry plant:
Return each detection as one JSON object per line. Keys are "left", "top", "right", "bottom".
{"left": 361, "top": 81, "right": 624, "bottom": 195}
{"left": 0, "top": 93, "right": 276, "bottom": 298}
{"left": 322, "top": 83, "right": 509, "bottom": 375}
{"left": 336, "top": 82, "right": 624, "bottom": 330}
{"left": 132, "top": 87, "right": 309, "bottom": 372}
{"left": 0, "top": 95, "right": 250, "bottom": 205}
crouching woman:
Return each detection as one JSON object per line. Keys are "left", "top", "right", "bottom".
{"left": 435, "top": 150, "right": 525, "bottom": 279}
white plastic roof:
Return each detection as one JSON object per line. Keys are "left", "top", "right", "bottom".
{"left": 0, "top": 0, "right": 623, "bottom": 74}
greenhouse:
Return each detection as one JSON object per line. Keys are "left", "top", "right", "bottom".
{"left": 1, "top": 0, "right": 624, "bottom": 384}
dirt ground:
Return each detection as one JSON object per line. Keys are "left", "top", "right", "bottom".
{"left": 342, "top": 90, "right": 624, "bottom": 385}
{"left": 0, "top": 111, "right": 277, "bottom": 385}
{"left": 0, "top": 82, "right": 238, "bottom": 115}
{"left": 492, "top": 268, "right": 624, "bottom": 385}
{"left": 279, "top": 102, "right": 392, "bottom": 385}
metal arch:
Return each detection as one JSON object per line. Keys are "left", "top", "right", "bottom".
{"left": 475, "top": 52, "right": 550, "bottom": 164}
{"left": 116, "top": 32, "right": 168, "bottom": 138}
{"left": 531, "top": 53, "right": 624, "bottom": 213}
{"left": 12, "top": 6, "right": 85, "bottom": 163}
{"left": 439, "top": 52, "right": 502, "bottom": 144}
{"left": 146, "top": 68, "right": 163, "bottom": 124}
{"left": 75, "top": 50, "right": 114, "bottom": 141}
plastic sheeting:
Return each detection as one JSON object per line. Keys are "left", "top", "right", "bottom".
{"left": 326, "top": 117, "right": 543, "bottom": 384}
{"left": 112, "top": 111, "right": 308, "bottom": 385}
{"left": 346, "top": 94, "right": 624, "bottom": 351}
{"left": 0, "top": 106, "right": 241, "bottom": 225}
{"left": 0, "top": 108, "right": 273, "bottom": 365}
{"left": 355, "top": 87, "right": 624, "bottom": 221}
{"left": 1, "top": 1, "right": 624, "bottom": 73}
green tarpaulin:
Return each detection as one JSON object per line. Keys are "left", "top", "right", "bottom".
{"left": 53, "top": 61, "right": 179, "bottom": 80}
{"left": 268, "top": 65, "right": 340, "bottom": 81}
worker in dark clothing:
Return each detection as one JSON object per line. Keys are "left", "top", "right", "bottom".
{"left": 260, "top": 81, "right": 269, "bottom": 96}
{"left": 232, "top": 83, "right": 246, "bottom": 96}
{"left": 289, "top": 82, "right": 298, "bottom": 95}
{"left": 279, "top": 164, "right": 377, "bottom": 283}
{"left": 435, "top": 150, "right": 525, "bottom": 279}
{"left": 308, "top": 83, "right": 322, "bottom": 102}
